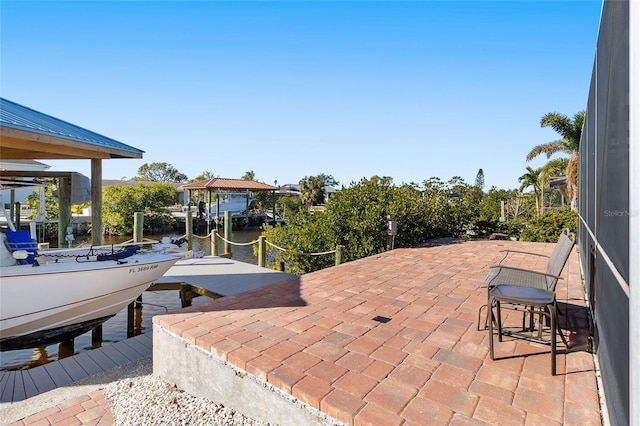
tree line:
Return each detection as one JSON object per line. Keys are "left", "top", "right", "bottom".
{"left": 25, "top": 109, "right": 580, "bottom": 262}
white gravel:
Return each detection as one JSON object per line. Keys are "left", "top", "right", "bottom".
{"left": 104, "top": 357, "right": 275, "bottom": 426}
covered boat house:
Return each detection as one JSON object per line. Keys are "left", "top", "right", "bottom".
{"left": 0, "top": 98, "right": 145, "bottom": 246}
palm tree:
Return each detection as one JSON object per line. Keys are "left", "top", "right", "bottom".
{"left": 299, "top": 176, "right": 324, "bottom": 206}
{"left": 519, "top": 166, "right": 543, "bottom": 217}
{"left": 526, "top": 110, "right": 585, "bottom": 210}
{"left": 541, "top": 158, "right": 570, "bottom": 205}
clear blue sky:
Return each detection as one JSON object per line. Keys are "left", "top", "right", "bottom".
{"left": 1, "top": 1, "right": 602, "bottom": 190}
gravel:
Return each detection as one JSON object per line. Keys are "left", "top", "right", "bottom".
{"left": 104, "top": 357, "right": 275, "bottom": 426}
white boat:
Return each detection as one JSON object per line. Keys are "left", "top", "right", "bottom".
{"left": 0, "top": 232, "right": 180, "bottom": 351}
{"left": 199, "top": 193, "right": 254, "bottom": 221}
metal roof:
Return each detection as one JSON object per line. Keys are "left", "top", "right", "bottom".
{"left": 0, "top": 98, "right": 144, "bottom": 159}
{"left": 180, "top": 178, "right": 278, "bottom": 192}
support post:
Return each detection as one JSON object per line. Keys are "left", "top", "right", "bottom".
{"left": 272, "top": 190, "right": 277, "bottom": 226}
{"left": 224, "top": 210, "right": 231, "bottom": 256}
{"left": 58, "top": 339, "right": 74, "bottom": 360}
{"left": 185, "top": 210, "right": 193, "bottom": 251}
{"left": 335, "top": 245, "right": 344, "bottom": 266}
{"left": 58, "top": 177, "right": 72, "bottom": 249}
{"left": 212, "top": 230, "right": 218, "bottom": 256}
{"left": 258, "top": 235, "right": 266, "bottom": 267}
{"left": 216, "top": 190, "right": 220, "bottom": 232}
{"left": 91, "top": 159, "right": 103, "bottom": 246}
{"left": 207, "top": 189, "right": 212, "bottom": 235}
{"left": 134, "top": 294, "right": 143, "bottom": 336}
{"left": 92, "top": 325, "right": 103, "bottom": 348}
{"left": 180, "top": 285, "right": 192, "bottom": 308}
{"left": 9, "top": 189, "right": 15, "bottom": 225}
{"left": 14, "top": 202, "right": 20, "bottom": 229}
{"left": 245, "top": 190, "right": 250, "bottom": 230}
{"left": 127, "top": 301, "right": 135, "bottom": 338}
{"left": 133, "top": 212, "right": 144, "bottom": 243}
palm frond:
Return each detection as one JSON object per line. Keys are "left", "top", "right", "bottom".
{"left": 540, "top": 112, "right": 572, "bottom": 135}
{"left": 526, "top": 141, "right": 570, "bottom": 161}
{"left": 541, "top": 157, "right": 569, "bottom": 176}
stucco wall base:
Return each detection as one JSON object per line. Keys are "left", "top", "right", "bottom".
{"left": 153, "top": 325, "right": 342, "bottom": 426}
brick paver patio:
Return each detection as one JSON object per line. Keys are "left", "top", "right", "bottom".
{"left": 9, "top": 239, "right": 602, "bottom": 425}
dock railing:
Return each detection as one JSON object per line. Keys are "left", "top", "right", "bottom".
{"left": 190, "top": 230, "right": 344, "bottom": 270}
{"left": 130, "top": 210, "right": 344, "bottom": 272}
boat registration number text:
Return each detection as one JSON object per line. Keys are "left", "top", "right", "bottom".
{"left": 129, "top": 263, "right": 159, "bottom": 273}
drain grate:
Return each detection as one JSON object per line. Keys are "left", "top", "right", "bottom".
{"left": 372, "top": 315, "right": 391, "bottom": 323}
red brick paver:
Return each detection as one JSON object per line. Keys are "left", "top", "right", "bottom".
{"left": 152, "top": 239, "right": 599, "bottom": 426}
{"left": 9, "top": 239, "right": 601, "bottom": 425}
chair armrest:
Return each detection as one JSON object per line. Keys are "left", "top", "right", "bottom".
{"left": 499, "top": 249, "right": 549, "bottom": 258}
{"left": 481, "top": 265, "right": 562, "bottom": 291}
{"left": 497, "top": 249, "right": 549, "bottom": 265}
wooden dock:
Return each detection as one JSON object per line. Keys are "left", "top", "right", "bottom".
{"left": 151, "top": 255, "right": 298, "bottom": 297}
{"left": 0, "top": 333, "right": 151, "bottom": 406}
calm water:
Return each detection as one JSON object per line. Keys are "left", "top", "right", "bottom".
{"left": 0, "top": 228, "right": 263, "bottom": 371}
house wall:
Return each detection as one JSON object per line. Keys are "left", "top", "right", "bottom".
{"left": 578, "top": 2, "right": 630, "bottom": 424}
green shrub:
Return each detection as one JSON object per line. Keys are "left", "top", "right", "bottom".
{"left": 519, "top": 206, "right": 577, "bottom": 242}
{"left": 103, "top": 183, "right": 177, "bottom": 234}
{"left": 262, "top": 177, "right": 463, "bottom": 273}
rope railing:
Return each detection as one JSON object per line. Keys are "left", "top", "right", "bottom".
{"left": 214, "top": 232, "right": 259, "bottom": 247}
{"left": 265, "top": 239, "right": 336, "bottom": 256}
{"left": 191, "top": 232, "right": 212, "bottom": 240}
{"left": 208, "top": 232, "right": 344, "bottom": 268}
{"left": 124, "top": 210, "right": 344, "bottom": 269}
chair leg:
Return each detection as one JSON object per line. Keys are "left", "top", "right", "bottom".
{"left": 555, "top": 305, "right": 569, "bottom": 348}
{"left": 488, "top": 300, "right": 495, "bottom": 360}
{"left": 496, "top": 300, "right": 503, "bottom": 342}
{"left": 477, "top": 304, "right": 487, "bottom": 331}
{"left": 550, "top": 303, "right": 557, "bottom": 376}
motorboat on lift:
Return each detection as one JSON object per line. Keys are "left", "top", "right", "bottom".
{"left": 198, "top": 192, "right": 254, "bottom": 222}
{"left": 0, "top": 204, "right": 180, "bottom": 351}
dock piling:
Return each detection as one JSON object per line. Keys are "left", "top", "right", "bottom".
{"left": 185, "top": 210, "right": 193, "bottom": 251}
{"left": 92, "top": 325, "right": 103, "bottom": 348}
{"left": 211, "top": 229, "right": 217, "bottom": 256}
{"left": 335, "top": 245, "right": 344, "bottom": 266}
{"left": 133, "top": 212, "right": 144, "bottom": 243}
{"left": 258, "top": 235, "right": 266, "bottom": 267}
{"left": 224, "top": 210, "right": 232, "bottom": 256}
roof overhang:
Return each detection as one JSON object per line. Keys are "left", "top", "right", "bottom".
{"left": 180, "top": 177, "right": 279, "bottom": 192}
{"left": 0, "top": 98, "right": 144, "bottom": 160}
{"left": 0, "top": 126, "right": 143, "bottom": 160}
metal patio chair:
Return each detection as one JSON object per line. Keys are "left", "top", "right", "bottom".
{"left": 480, "top": 229, "right": 575, "bottom": 375}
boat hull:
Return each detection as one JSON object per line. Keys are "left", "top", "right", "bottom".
{"left": 0, "top": 251, "right": 179, "bottom": 349}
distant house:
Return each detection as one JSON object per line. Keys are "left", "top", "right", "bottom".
{"left": 276, "top": 183, "right": 300, "bottom": 197}
{"left": 276, "top": 183, "right": 339, "bottom": 204}
{"left": 0, "top": 160, "right": 50, "bottom": 206}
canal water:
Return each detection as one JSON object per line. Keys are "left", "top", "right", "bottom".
{"left": 0, "top": 229, "right": 263, "bottom": 371}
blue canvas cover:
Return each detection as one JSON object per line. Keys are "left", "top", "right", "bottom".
{"left": 4, "top": 230, "right": 37, "bottom": 264}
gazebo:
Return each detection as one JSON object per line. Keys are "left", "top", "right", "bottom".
{"left": 180, "top": 178, "right": 279, "bottom": 232}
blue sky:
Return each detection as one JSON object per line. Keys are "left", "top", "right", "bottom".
{"left": 1, "top": 1, "right": 602, "bottom": 190}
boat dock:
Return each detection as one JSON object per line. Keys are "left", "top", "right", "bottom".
{"left": 0, "top": 333, "right": 152, "bottom": 407}
{"left": 0, "top": 256, "right": 297, "bottom": 408}
{"left": 151, "top": 255, "right": 298, "bottom": 299}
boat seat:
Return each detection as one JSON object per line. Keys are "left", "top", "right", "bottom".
{"left": 3, "top": 230, "right": 38, "bottom": 264}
